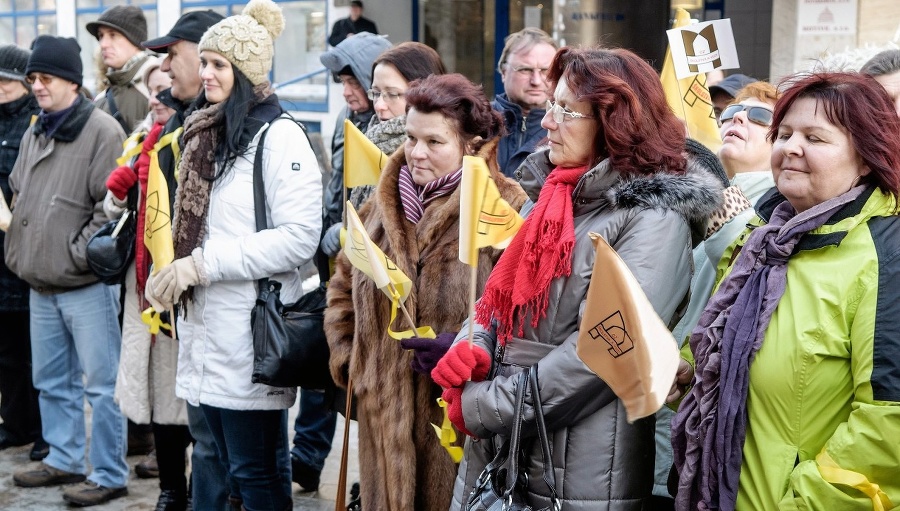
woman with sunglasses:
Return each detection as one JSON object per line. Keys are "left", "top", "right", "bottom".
{"left": 672, "top": 72, "right": 900, "bottom": 509}
{"left": 319, "top": 42, "right": 445, "bottom": 258}
{"left": 718, "top": 81, "right": 780, "bottom": 206}
{"left": 431, "top": 47, "right": 724, "bottom": 510}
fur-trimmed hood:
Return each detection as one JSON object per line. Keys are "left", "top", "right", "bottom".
{"left": 519, "top": 146, "right": 724, "bottom": 246}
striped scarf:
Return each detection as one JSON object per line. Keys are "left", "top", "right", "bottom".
{"left": 397, "top": 164, "right": 463, "bottom": 224}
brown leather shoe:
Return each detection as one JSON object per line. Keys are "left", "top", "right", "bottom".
{"left": 62, "top": 481, "right": 128, "bottom": 506}
{"left": 135, "top": 449, "right": 160, "bottom": 478}
{"left": 13, "top": 463, "right": 86, "bottom": 488}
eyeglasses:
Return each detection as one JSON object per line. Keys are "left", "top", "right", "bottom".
{"left": 510, "top": 65, "right": 550, "bottom": 79}
{"left": 25, "top": 74, "right": 55, "bottom": 86}
{"left": 366, "top": 89, "right": 405, "bottom": 102}
{"left": 719, "top": 104, "right": 774, "bottom": 127}
{"left": 546, "top": 100, "right": 593, "bottom": 124}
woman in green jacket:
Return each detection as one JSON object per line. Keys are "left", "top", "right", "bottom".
{"left": 673, "top": 72, "right": 900, "bottom": 510}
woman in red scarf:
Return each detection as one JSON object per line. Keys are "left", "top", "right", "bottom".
{"left": 432, "top": 47, "right": 724, "bottom": 510}
{"left": 102, "top": 62, "right": 193, "bottom": 511}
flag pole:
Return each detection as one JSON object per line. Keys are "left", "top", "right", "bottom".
{"left": 467, "top": 264, "right": 477, "bottom": 348}
{"left": 168, "top": 307, "right": 177, "bottom": 340}
{"left": 389, "top": 282, "right": 420, "bottom": 334}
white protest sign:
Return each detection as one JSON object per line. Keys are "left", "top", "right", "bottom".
{"left": 666, "top": 18, "right": 740, "bottom": 80}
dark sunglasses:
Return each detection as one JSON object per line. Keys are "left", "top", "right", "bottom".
{"left": 719, "top": 104, "right": 773, "bottom": 127}
{"left": 25, "top": 74, "right": 55, "bottom": 86}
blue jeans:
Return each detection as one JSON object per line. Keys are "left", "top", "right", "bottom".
{"left": 201, "top": 405, "right": 292, "bottom": 511}
{"left": 187, "top": 403, "right": 231, "bottom": 511}
{"left": 291, "top": 389, "right": 336, "bottom": 471}
{"left": 29, "top": 283, "right": 127, "bottom": 488}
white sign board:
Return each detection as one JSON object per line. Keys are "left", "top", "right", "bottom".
{"left": 666, "top": 19, "right": 740, "bottom": 80}
{"left": 797, "top": 0, "right": 857, "bottom": 35}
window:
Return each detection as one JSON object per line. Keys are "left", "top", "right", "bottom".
{"left": 0, "top": 0, "right": 57, "bottom": 47}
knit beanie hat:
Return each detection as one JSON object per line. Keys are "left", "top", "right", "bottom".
{"left": 87, "top": 5, "right": 148, "bottom": 49}
{"left": 198, "top": 0, "right": 285, "bottom": 86}
{"left": 26, "top": 36, "right": 83, "bottom": 87}
{"left": 0, "top": 45, "right": 31, "bottom": 84}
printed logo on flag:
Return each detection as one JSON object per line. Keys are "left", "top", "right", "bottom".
{"left": 667, "top": 18, "right": 739, "bottom": 80}
{"left": 589, "top": 310, "right": 635, "bottom": 358}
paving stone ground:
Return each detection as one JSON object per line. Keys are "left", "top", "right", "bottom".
{"left": 0, "top": 399, "right": 359, "bottom": 511}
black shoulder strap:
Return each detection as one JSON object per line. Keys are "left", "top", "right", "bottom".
{"left": 104, "top": 88, "right": 131, "bottom": 134}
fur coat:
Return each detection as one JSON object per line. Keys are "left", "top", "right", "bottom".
{"left": 325, "top": 138, "right": 527, "bottom": 511}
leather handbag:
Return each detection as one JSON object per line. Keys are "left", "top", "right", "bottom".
{"left": 465, "top": 367, "right": 561, "bottom": 511}
{"left": 249, "top": 117, "right": 334, "bottom": 389}
{"left": 86, "top": 208, "right": 136, "bottom": 284}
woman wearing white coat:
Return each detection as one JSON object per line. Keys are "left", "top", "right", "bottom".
{"left": 144, "top": 1, "right": 322, "bottom": 508}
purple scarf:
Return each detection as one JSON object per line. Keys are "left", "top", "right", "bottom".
{"left": 397, "top": 164, "right": 462, "bottom": 224}
{"left": 671, "top": 185, "right": 867, "bottom": 511}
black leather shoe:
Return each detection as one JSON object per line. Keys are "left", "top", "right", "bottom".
{"left": 29, "top": 438, "right": 50, "bottom": 461}
{"left": 290, "top": 455, "right": 320, "bottom": 492}
{"left": 0, "top": 429, "right": 29, "bottom": 451}
{"left": 154, "top": 489, "right": 188, "bottom": 511}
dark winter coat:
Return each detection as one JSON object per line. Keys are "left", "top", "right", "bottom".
{"left": 94, "top": 53, "right": 154, "bottom": 133}
{"left": 492, "top": 93, "right": 547, "bottom": 178}
{"left": 325, "top": 139, "right": 527, "bottom": 511}
{"left": 450, "top": 148, "right": 723, "bottom": 511}
{"left": 0, "top": 93, "right": 39, "bottom": 311}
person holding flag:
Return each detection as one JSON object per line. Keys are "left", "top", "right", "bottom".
{"left": 102, "top": 60, "right": 194, "bottom": 511}
{"left": 432, "top": 47, "right": 723, "bottom": 510}
{"left": 324, "top": 73, "right": 526, "bottom": 511}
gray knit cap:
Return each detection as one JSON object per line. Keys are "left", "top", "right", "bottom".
{"left": 0, "top": 45, "right": 31, "bottom": 84}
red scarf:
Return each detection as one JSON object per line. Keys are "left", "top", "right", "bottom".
{"left": 134, "top": 123, "right": 164, "bottom": 301}
{"left": 475, "top": 165, "right": 588, "bottom": 343}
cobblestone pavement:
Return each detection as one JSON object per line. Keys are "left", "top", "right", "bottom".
{"left": 0, "top": 399, "right": 359, "bottom": 511}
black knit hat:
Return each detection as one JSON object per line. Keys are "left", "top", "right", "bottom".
{"left": 86, "top": 5, "right": 148, "bottom": 49}
{"left": 0, "top": 45, "right": 31, "bottom": 84}
{"left": 26, "top": 36, "right": 83, "bottom": 87}
{"left": 141, "top": 10, "right": 224, "bottom": 52}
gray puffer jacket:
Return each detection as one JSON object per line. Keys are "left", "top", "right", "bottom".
{"left": 451, "top": 148, "right": 722, "bottom": 511}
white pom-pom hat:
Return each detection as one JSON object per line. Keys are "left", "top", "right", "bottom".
{"left": 198, "top": 0, "right": 285, "bottom": 85}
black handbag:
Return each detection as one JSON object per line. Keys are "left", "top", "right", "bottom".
{"left": 86, "top": 208, "right": 136, "bottom": 284}
{"left": 249, "top": 118, "right": 334, "bottom": 389}
{"left": 466, "top": 367, "right": 561, "bottom": 511}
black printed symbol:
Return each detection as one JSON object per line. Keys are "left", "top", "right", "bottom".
{"left": 291, "top": 163, "right": 301, "bottom": 171}
{"left": 588, "top": 310, "right": 634, "bottom": 358}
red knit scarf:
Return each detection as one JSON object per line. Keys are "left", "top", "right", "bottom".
{"left": 134, "top": 122, "right": 164, "bottom": 301}
{"left": 475, "top": 165, "right": 588, "bottom": 343}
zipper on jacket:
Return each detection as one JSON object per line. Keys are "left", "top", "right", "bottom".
{"left": 495, "top": 343, "right": 505, "bottom": 365}
{"left": 521, "top": 117, "right": 527, "bottom": 133}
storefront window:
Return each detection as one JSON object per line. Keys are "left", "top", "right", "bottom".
{"left": 0, "top": 0, "right": 57, "bottom": 47}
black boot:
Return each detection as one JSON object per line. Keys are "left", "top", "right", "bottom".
{"left": 154, "top": 489, "right": 188, "bottom": 511}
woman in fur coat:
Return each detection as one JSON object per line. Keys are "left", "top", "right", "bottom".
{"left": 324, "top": 73, "right": 527, "bottom": 511}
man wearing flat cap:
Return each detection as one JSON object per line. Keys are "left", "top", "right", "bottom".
{"left": 2, "top": 35, "right": 128, "bottom": 507}
{"left": 88, "top": 4, "right": 155, "bottom": 132}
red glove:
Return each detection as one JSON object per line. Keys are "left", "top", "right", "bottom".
{"left": 106, "top": 165, "right": 138, "bottom": 200}
{"left": 442, "top": 386, "right": 476, "bottom": 437}
{"left": 432, "top": 342, "right": 491, "bottom": 389}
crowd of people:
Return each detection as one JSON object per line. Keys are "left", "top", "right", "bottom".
{"left": 0, "top": 0, "right": 899, "bottom": 509}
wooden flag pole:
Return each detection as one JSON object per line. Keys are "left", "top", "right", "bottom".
{"left": 334, "top": 378, "right": 353, "bottom": 511}
{"left": 467, "top": 264, "right": 477, "bottom": 348}
{"left": 342, "top": 185, "right": 348, "bottom": 228}
{"left": 389, "top": 282, "right": 420, "bottom": 334}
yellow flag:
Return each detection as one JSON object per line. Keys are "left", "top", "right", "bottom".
{"left": 661, "top": 8, "right": 722, "bottom": 153}
{"left": 343, "top": 119, "right": 388, "bottom": 188}
{"left": 344, "top": 201, "right": 411, "bottom": 302}
{"left": 458, "top": 156, "right": 523, "bottom": 266}
{"left": 143, "top": 134, "right": 176, "bottom": 272}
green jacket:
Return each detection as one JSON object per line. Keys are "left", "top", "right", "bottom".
{"left": 735, "top": 187, "right": 900, "bottom": 510}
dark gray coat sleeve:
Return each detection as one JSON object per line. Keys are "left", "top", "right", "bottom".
{"left": 461, "top": 208, "right": 693, "bottom": 438}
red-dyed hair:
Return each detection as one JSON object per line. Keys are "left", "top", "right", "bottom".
{"left": 547, "top": 47, "right": 687, "bottom": 176}
{"left": 771, "top": 72, "right": 900, "bottom": 198}
{"left": 404, "top": 73, "right": 505, "bottom": 150}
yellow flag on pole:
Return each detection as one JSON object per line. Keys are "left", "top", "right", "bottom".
{"left": 661, "top": 8, "right": 722, "bottom": 153}
{"left": 143, "top": 135, "right": 176, "bottom": 272}
{"left": 343, "top": 119, "right": 388, "bottom": 188}
{"left": 458, "top": 156, "right": 524, "bottom": 266}
{"left": 344, "top": 201, "right": 412, "bottom": 302}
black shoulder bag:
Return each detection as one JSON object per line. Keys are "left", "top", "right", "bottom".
{"left": 466, "top": 366, "right": 561, "bottom": 511}
{"left": 86, "top": 185, "right": 137, "bottom": 284}
{"left": 249, "top": 117, "right": 334, "bottom": 390}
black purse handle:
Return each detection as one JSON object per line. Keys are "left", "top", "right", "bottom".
{"left": 530, "top": 366, "right": 560, "bottom": 509}
{"left": 252, "top": 121, "right": 273, "bottom": 294}
{"left": 503, "top": 368, "right": 530, "bottom": 502}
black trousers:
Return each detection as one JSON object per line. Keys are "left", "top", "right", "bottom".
{"left": 153, "top": 422, "right": 194, "bottom": 494}
{"left": 0, "top": 310, "right": 41, "bottom": 443}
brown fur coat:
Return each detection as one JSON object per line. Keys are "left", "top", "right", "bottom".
{"left": 325, "top": 138, "right": 526, "bottom": 511}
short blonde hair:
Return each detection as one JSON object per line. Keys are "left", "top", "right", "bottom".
{"left": 731, "top": 81, "right": 780, "bottom": 106}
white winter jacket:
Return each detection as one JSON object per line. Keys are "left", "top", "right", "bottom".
{"left": 175, "top": 117, "right": 323, "bottom": 410}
